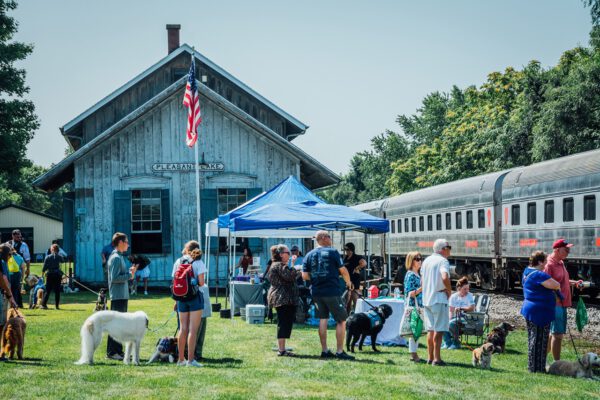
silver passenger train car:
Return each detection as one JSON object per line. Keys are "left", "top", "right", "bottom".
{"left": 339, "top": 149, "right": 600, "bottom": 295}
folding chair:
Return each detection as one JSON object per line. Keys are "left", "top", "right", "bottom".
{"left": 460, "top": 294, "right": 490, "bottom": 346}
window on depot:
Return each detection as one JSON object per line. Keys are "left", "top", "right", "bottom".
{"left": 445, "top": 213, "right": 451, "bottom": 230}
{"left": 563, "top": 197, "right": 574, "bottom": 222}
{"left": 411, "top": 217, "right": 416, "bottom": 232}
{"left": 527, "top": 202, "right": 536, "bottom": 224}
{"left": 544, "top": 200, "right": 554, "bottom": 223}
{"left": 478, "top": 209, "right": 485, "bottom": 228}
{"left": 218, "top": 188, "right": 248, "bottom": 250}
{"left": 466, "top": 210, "right": 473, "bottom": 229}
{"left": 455, "top": 211, "right": 462, "bottom": 229}
{"left": 131, "top": 189, "right": 162, "bottom": 254}
{"left": 584, "top": 195, "right": 596, "bottom": 221}
{"left": 436, "top": 214, "right": 442, "bottom": 230}
{"left": 511, "top": 205, "right": 520, "bottom": 226}
{"left": 419, "top": 216, "right": 424, "bottom": 231}
{"left": 427, "top": 215, "right": 433, "bottom": 231}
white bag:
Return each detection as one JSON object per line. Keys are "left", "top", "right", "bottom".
{"left": 399, "top": 306, "right": 414, "bottom": 337}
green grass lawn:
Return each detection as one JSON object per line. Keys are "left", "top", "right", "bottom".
{"left": 2, "top": 265, "right": 598, "bottom": 399}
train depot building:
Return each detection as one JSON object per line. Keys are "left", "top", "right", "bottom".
{"left": 33, "top": 25, "right": 338, "bottom": 286}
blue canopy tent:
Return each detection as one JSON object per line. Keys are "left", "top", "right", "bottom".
{"left": 228, "top": 201, "right": 389, "bottom": 234}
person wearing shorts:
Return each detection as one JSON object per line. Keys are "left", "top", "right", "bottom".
{"left": 544, "top": 239, "right": 586, "bottom": 362}
{"left": 171, "top": 240, "right": 205, "bottom": 367}
{"left": 302, "top": 230, "right": 354, "bottom": 360}
{"left": 420, "top": 239, "right": 453, "bottom": 367}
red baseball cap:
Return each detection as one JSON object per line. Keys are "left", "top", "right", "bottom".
{"left": 552, "top": 239, "right": 574, "bottom": 249}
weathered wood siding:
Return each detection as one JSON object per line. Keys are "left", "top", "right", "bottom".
{"left": 74, "top": 87, "right": 299, "bottom": 285}
{"left": 77, "top": 53, "right": 288, "bottom": 149}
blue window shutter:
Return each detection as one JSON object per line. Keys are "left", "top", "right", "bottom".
{"left": 247, "top": 188, "right": 262, "bottom": 253}
{"left": 113, "top": 190, "right": 132, "bottom": 238}
{"left": 161, "top": 189, "right": 171, "bottom": 254}
{"left": 62, "top": 191, "right": 75, "bottom": 257}
{"left": 201, "top": 189, "right": 218, "bottom": 250}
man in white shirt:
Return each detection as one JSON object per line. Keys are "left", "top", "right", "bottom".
{"left": 420, "top": 238, "right": 453, "bottom": 366}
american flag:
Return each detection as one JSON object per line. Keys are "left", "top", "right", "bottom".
{"left": 183, "top": 56, "right": 202, "bottom": 147}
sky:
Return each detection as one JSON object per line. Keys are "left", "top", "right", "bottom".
{"left": 12, "top": 0, "right": 593, "bottom": 175}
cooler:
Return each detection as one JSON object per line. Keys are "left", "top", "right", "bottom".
{"left": 246, "top": 304, "right": 266, "bottom": 324}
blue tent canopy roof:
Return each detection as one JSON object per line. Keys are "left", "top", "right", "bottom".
{"left": 229, "top": 201, "right": 390, "bottom": 234}
{"left": 217, "top": 176, "right": 323, "bottom": 228}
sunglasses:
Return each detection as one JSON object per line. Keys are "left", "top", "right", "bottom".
{"left": 414, "top": 257, "right": 423, "bottom": 262}
{"left": 443, "top": 246, "right": 452, "bottom": 250}
{"left": 281, "top": 251, "right": 290, "bottom": 254}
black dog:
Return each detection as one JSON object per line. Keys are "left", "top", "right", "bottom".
{"left": 485, "top": 322, "right": 515, "bottom": 353}
{"left": 94, "top": 288, "right": 108, "bottom": 312}
{"left": 346, "top": 304, "right": 393, "bottom": 353}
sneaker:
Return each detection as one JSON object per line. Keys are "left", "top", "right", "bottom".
{"left": 107, "top": 353, "right": 124, "bottom": 361}
{"left": 177, "top": 360, "right": 187, "bottom": 366}
{"left": 320, "top": 350, "right": 336, "bottom": 359}
{"left": 144, "top": 291, "right": 148, "bottom": 295}
{"left": 335, "top": 351, "right": 355, "bottom": 360}
{"left": 441, "top": 343, "right": 449, "bottom": 350}
{"left": 432, "top": 360, "right": 447, "bottom": 367}
{"left": 187, "top": 360, "right": 203, "bottom": 367}
{"left": 447, "top": 344, "right": 460, "bottom": 350}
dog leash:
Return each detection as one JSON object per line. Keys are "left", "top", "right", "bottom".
{"left": 558, "top": 296, "right": 583, "bottom": 367}
{"left": 68, "top": 276, "right": 100, "bottom": 296}
{"left": 355, "top": 291, "right": 379, "bottom": 309}
{"left": 148, "top": 310, "right": 177, "bottom": 333}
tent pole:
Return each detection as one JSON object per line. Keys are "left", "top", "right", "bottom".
{"left": 232, "top": 234, "right": 237, "bottom": 320}
{"left": 364, "top": 233, "right": 370, "bottom": 292}
{"left": 387, "top": 233, "right": 391, "bottom": 284}
{"left": 215, "top": 227, "right": 220, "bottom": 303}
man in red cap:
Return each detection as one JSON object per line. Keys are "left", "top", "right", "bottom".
{"left": 543, "top": 238, "right": 584, "bottom": 361}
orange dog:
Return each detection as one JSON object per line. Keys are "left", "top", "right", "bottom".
{"left": 1, "top": 308, "right": 27, "bottom": 359}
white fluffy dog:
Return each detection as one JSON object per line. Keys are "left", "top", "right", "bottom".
{"left": 75, "top": 310, "right": 148, "bottom": 365}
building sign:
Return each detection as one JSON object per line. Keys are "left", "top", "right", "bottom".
{"left": 152, "top": 162, "right": 224, "bottom": 172}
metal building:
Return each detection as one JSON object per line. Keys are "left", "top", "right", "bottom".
{"left": 34, "top": 25, "right": 338, "bottom": 285}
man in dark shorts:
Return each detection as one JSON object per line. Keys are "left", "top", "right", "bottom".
{"left": 342, "top": 242, "right": 366, "bottom": 313}
{"left": 302, "top": 230, "right": 354, "bottom": 360}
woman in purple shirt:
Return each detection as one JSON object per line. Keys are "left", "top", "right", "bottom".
{"left": 520, "top": 251, "right": 560, "bottom": 373}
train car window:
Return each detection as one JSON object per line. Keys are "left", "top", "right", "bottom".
{"left": 411, "top": 217, "right": 417, "bottom": 232}
{"left": 563, "top": 198, "right": 574, "bottom": 222}
{"left": 404, "top": 218, "right": 409, "bottom": 233}
{"left": 419, "top": 216, "right": 424, "bottom": 231}
{"left": 456, "top": 212, "right": 462, "bottom": 229}
{"left": 527, "top": 202, "right": 536, "bottom": 224}
{"left": 398, "top": 219, "right": 402, "bottom": 233}
{"left": 391, "top": 219, "right": 396, "bottom": 234}
{"left": 436, "top": 214, "right": 442, "bottom": 230}
{"left": 466, "top": 210, "right": 473, "bottom": 229}
{"left": 511, "top": 205, "right": 520, "bottom": 225}
{"left": 445, "top": 213, "right": 451, "bottom": 230}
{"left": 427, "top": 215, "right": 433, "bottom": 231}
{"left": 544, "top": 200, "right": 554, "bottom": 223}
{"left": 478, "top": 209, "right": 485, "bottom": 228}
{"left": 584, "top": 195, "right": 596, "bottom": 220}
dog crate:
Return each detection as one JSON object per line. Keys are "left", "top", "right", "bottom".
{"left": 246, "top": 304, "right": 266, "bottom": 324}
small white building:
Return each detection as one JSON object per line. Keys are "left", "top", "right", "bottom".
{"left": 0, "top": 204, "right": 63, "bottom": 259}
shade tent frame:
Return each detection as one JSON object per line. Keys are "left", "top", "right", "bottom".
{"left": 202, "top": 176, "right": 390, "bottom": 313}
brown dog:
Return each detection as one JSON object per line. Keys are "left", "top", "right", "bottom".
{"left": 1, "top": 308, "right": 27, "bottom": 359}
{"left": 485, "top": 322, "right": 515, "bottom": 354}
{"left": 472, "top": 343, "right": 494, "bottom": 369}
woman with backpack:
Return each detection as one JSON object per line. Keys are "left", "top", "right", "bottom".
{"left": 171, "top": 240, "right": 204, "bottom": 367}
{"left": 41, "top": 244, "right": 64, "bottom": 309}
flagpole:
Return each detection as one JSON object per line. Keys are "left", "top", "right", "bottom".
{"left": 195, "top": 138, "right": 202, "bottom": 247}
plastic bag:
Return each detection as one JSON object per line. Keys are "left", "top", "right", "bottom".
{"left": 399, "top": 306, "right": 414, "bottom": 337}
{"left": 410, "top": 307, "right": 424, "bottom": 340}
{"left": 576, "top": 297, "right": 588, "bottom": 332}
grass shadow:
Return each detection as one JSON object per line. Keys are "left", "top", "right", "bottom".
{"left": 4, "top": 358, "right": 49, "bottom": 367}
{"left": 292, "top": 354, "right": 385, "bottom": 365}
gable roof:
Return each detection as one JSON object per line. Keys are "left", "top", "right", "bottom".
{"left": 34, "top": 77, "right": 339, "bottom": 192}
{"left": 0, "top": 204, "right": 63, "bottom": 222}
{"left": 62, "top": 44, "right": 308, "bottom": 138}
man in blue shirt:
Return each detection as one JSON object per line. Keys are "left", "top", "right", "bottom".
{"left": 302, "top": 231, "right": 354, "bottom": 360}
